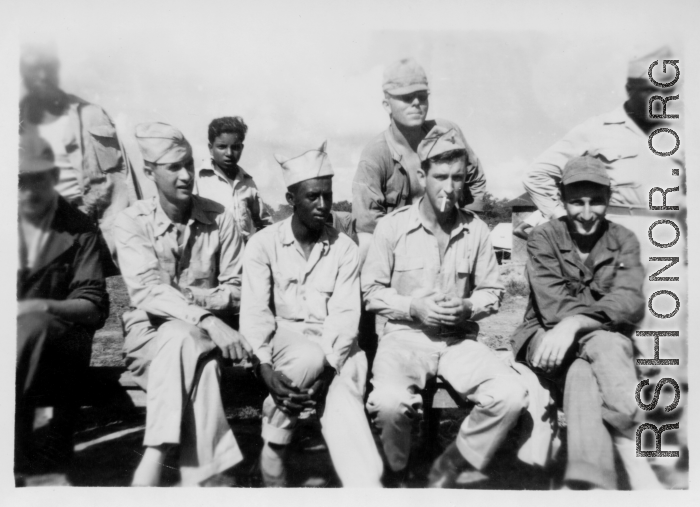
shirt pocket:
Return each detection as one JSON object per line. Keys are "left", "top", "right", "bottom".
{"left": 393, "top": 254, "right": 424, "bottom": 296}
{"left": 307, "top": 276, "right": 337, "bottom": 321}
{"left": 87, "top": 124, "right": 122, "bottom": 174}
{"left": 593, "top": 264, "right": 617, "bottom": 294}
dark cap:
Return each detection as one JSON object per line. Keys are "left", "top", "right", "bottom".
{"left": 561, "top": 156, "right": 611, "bottom": 187}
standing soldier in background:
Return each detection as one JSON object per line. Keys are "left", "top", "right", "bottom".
{"left": 20, "top": 41, "right": 138, "bottom": 259}
{"left": 521, "top": 45, "right": 686, "bottom": 373}
{"left": 195, "top": 116, "right": 272, "bottom": 242}
{"left": 352, "top": 57, "right": 487, "bottom": 263}
{"left": 114, "top": 122, "right": 250, "bottom": 486}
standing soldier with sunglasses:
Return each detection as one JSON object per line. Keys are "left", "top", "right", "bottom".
{"left": 352, "top": 58, "right": 487, "bottom": 264}
{"left": 195, "top": 116, "right": 272, "bottom": 243}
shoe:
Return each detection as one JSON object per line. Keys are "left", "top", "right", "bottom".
{"left": 427, "top": 442, "right": 472, "bottom": 488}
{"left": 382, "top": 467, "right": 409, "bottom": 488}
{"left": 260, "top": 443, "right": 287, "bottom": 488}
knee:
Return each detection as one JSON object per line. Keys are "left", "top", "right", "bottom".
{"left": 482, "top": 377, "right": 529, "bottom": 415}
{"left": 276, "top": 342, "right": 326, "bottom": 388}
{"left": 17, "top": 312, "right": 57, "bottom": 351}
{"left": 155, "top": 320, "right": 205, "bottom": 355}
{"left": 581, "top": 331, "right": 633, "bottom": 360}
{"left": 366, "top": 385, "right": 416, "bottom": 421}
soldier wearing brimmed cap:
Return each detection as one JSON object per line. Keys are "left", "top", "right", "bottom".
{"left": 362, "top": 125, "right": 527, "bottom": 487}
{"left": 511, "top": 156, "right": 661, "bottom": 490}
{"left": 352, "top": 58, "right": 487, "bottom": 262}
{"left": 240, "top": 142, "right": 383, "bottom": 487}
{"left": 16, "top": 132, "right": 109, "bottom": 483}
{"left": 521, "top": 45, "right": 686, "bottom": 382}
{"left": 113, "top": 122, "right": 250, "bottom": 486}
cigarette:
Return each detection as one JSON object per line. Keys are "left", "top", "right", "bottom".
{"left": 440, "top": 195, "right": 446, "bottom": 212}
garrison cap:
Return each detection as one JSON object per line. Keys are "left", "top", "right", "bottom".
{"left": 627, "top": 44, "right": 674, "bottom": 79}
{"left": 19, "top": 133, "right": 56, "bottom": 174}
{"left": 135, "top": 122, "right": 193, "bottom": 165}
{"left": 382, "top": 58, "right": 429, "bottom": 96}
{"left": 561, "top": 156, "right": 611, "bottom": 187}
{"left": 274, "top": 141, "right": 334, "bottom": 188}
{"left": 417, "top": 126, "right": 466, "bottom": 162}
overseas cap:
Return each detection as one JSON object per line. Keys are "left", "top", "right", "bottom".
{"left": 417, "top": 126, "right": 466, "bottom": 162}
{"left": 135, "top": 122, "right": 193, "bottom": 164}
{"left": 561, "top": 156, "right": 611, "bottom": 187}
{"left": 19, "top": 133, "right": 56, "bottom": 174}
{"left": 382, "top": 58, "right": 429, "bottom": 96}
{"left": 274, "top": 141, "right": 334, "bottom": 188}
{"left": 627, "top": 44, "right": 673, "bottom": 79}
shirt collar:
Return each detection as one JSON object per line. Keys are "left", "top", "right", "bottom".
{"left": 385, "top": 121, "right": 434, "bottom": 163}
{"left": 279, "top": 215, "right": 331, "bottom": 249}
{"left": 405, "top": 196, "right": 473, "bottom": 238}
{"left": 152, "top": 195, "right": 214, "bottom": 236}
{"left": 550, "top": 216, "right": 620, "bottom": 253}
{"left": 198, "top": 158, "right": 251, "bottom": 182}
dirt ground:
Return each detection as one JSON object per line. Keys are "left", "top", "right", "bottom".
{"left": 24, "top": 265, "right": 685, "bottom": 488}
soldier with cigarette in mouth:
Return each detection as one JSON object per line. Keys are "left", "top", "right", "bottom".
{"left": 361, "top": 125, "right": 527, "bottom": 487}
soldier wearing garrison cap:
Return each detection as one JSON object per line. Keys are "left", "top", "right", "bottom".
{"left": 362, "top": 124, "right": 527, "bottom": 487}
{"left": 352, "top": 58, "right": 488, "bottom": 262}
{"left": 521, "top": 44, "right": 686, "bottom": 385}
{"left": 114, "top": 122, "right": 250, "bottom": 486}
{"left": 512, "top": 155, "right": 662, "bottom": 490}
{"left": 16, "top": 132, "right": 109, "bottom": 482}
{"left": 240, "top": 142, "right": 383, "bottom": 487}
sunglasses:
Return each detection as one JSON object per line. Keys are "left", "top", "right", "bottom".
{"left": 391, "top": 91, "right": 430, "bottom": 103}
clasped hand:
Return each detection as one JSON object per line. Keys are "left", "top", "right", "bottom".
{"left": 410, "top": 293, "right": 472, "bottom": 328}
{"left": 260, "top": 364, "right": 335, "bottom": 416}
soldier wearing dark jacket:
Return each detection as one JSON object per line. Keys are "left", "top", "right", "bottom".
{"left": 16, "top": 133, "right": 109, "bottom": 480}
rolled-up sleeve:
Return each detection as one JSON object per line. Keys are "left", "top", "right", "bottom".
{"left": 361, "top": 219, "right": 413, "bottom": 320}
{"left": 322, "top": 241, "right": 361, "bottom": 372}
{"left": 67, "top": 228, "right": 109, "bottom": 327}
{"left": 239, "top": 234, "right": 276, "bottom": 365}
{"left": 468, "top": 221, "right": 504, "bottom": 320}
{"left": 525, "top": 123, "right": 591, "bottom": 220}
{"left": 114, "top": 212, "right": 210, "bottom": 326}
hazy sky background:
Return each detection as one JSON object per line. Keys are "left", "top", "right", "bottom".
{"left": 16, "top": 16, "right": 682, "bottom": 206}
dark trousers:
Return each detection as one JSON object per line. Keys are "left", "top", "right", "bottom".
{"left": 15, "top": 312, "right": 93, "bottom": 474}
{"left": 526, "top": 329, "right": 641, "bottom": 489}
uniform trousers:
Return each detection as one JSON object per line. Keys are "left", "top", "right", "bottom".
{"left": 122, "top": 310, "right": 243, "bottom": 485}
{"left": 261, "top": 326, "right": 383, "bottom": 487}
{"left": 526, "top": 329, "right": 642, "bottom": 489}
{"left": 367, "top": 330, "right": 528, "bottom": 472}
{"left": 15, "top": 312, "right": 93, "bottom": 472}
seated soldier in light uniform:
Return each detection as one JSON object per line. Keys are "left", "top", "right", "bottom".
{"left": 362, "top": 126, "right": 528, "bottom": 488}
{"left": 114, "top": 122, "right": 251, "bottom": 486}
{"left": 240, "top": 142, "right": 383, "bottom": 487}
{"left": 511, "top": 156, "right": 662, "bottom": 490}
{"left": 16, "top": 133, "right": 109, "bottom": 482}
